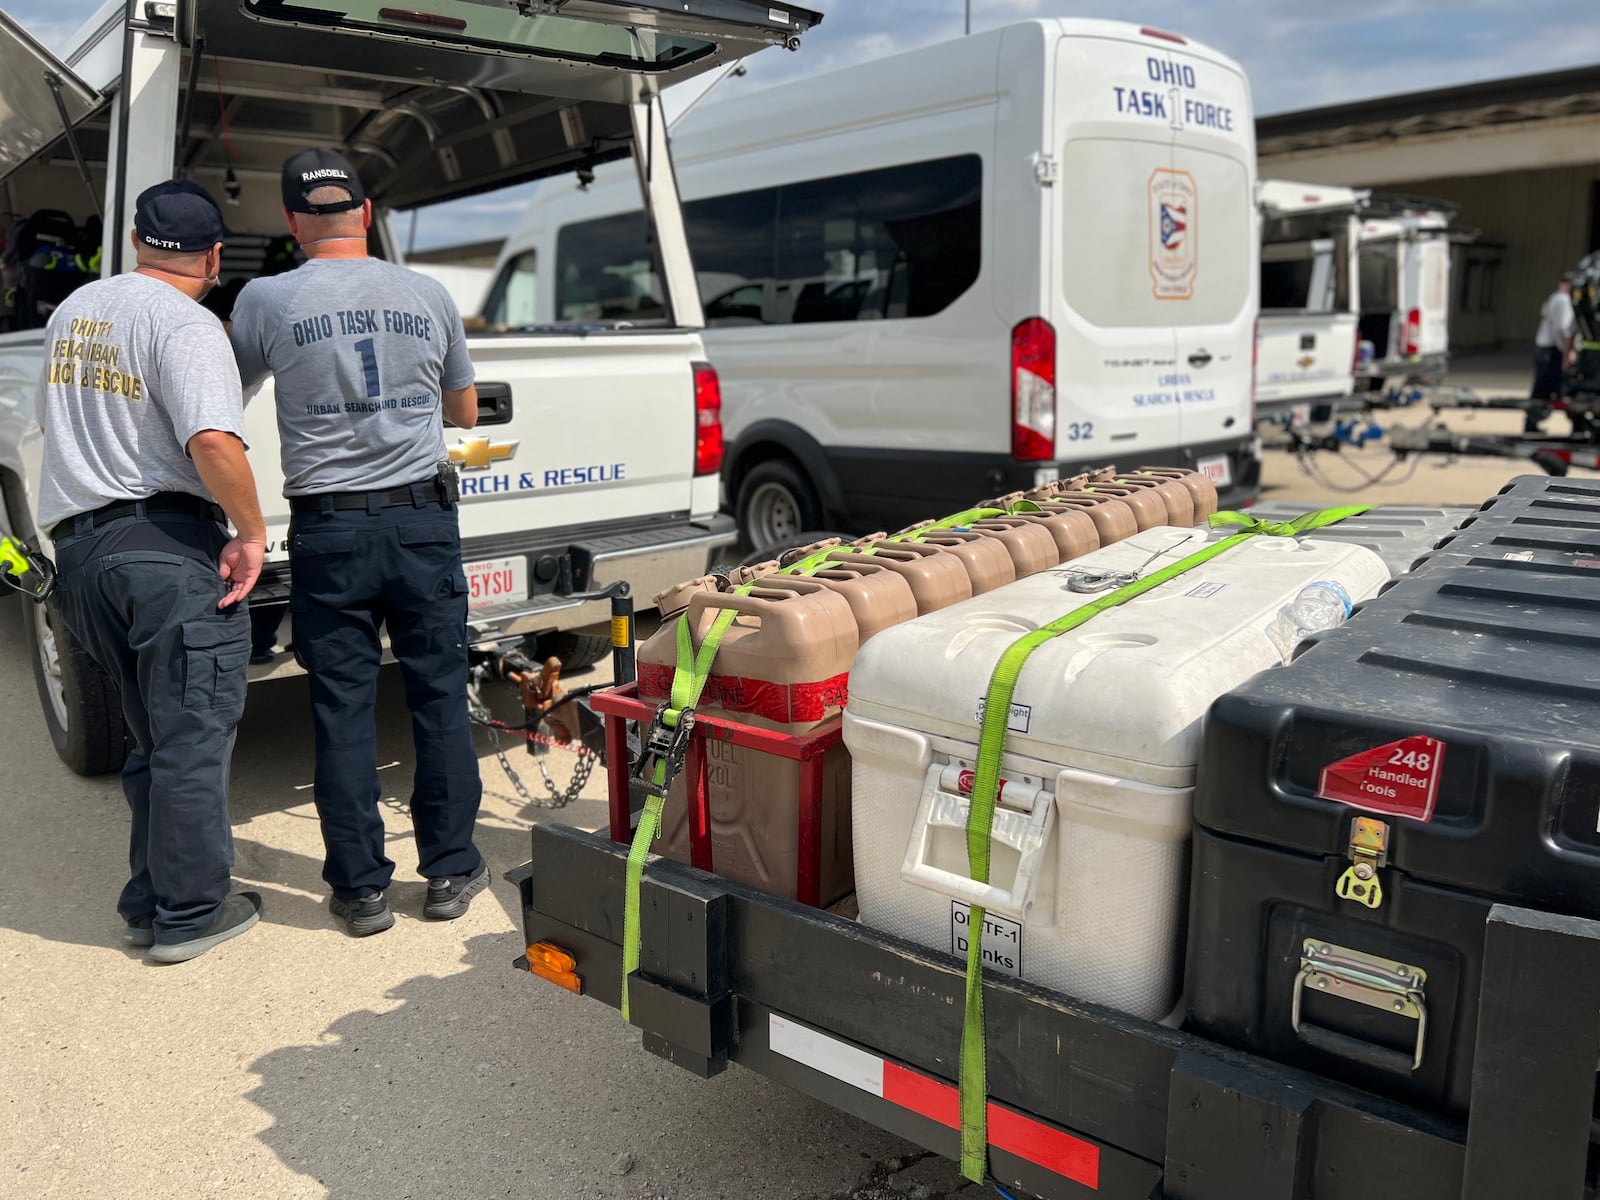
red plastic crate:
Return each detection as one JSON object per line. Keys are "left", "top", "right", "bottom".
{"left": 589, "top": 682, "right": 845, "bottom": 908}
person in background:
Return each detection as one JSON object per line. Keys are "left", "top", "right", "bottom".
{"left": 1527, "top": 274, "right": 1578, "bottom": 433}
{"left": 228, "top": 149, "right": 488, "bottom": 939}
{"left": 38, "top": 180, "right": 266, "bottom": 963}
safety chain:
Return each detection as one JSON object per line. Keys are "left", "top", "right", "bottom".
{"left": 468, "top": 705, "right": 600, "bottom": 810}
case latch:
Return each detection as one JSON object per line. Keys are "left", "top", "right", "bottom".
{"left": 1335, "top": 815, "right": 1389, "bottom": 909}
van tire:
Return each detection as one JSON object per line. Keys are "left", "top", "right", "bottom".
{"left": 533, "top": 630, "right": 612, "bottom": 673}
{"left": 735, "top": 459, "right": 822, "bottom": 551}
{"left": 25, "top": 597, "right": 128, "bottom": 777}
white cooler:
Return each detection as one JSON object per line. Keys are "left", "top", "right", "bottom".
{"left": 844, "top": 527, "right": 1390, "bottom": 1020}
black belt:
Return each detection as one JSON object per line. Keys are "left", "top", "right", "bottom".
{"left": 289, "top": 480, "right": 447, "bottom": 514}
{"left": 51, "top": 493, "right": 225, "bottom": 542}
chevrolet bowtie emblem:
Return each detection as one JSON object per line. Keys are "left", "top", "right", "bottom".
{"left": 1297, "top": 356, "right": 1316, "bottom": 369}
{"left": 448, "top": 437, "right": 520, "bottom": 470}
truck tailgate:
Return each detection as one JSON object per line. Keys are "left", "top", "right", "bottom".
{"left": 244, "top": 330, "right": 699, "bottom": 561}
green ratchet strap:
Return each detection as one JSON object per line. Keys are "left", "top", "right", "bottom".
{"left": 956, "top": 504, "right": 1369, "bottom": 1182}
{"left": 887, "top": 507, "right": 1005, "bottom": 541}
{"left": 620, "top": 589, "right": 745, "bottom": 1021}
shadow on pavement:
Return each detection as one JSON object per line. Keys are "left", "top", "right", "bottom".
{"left": 244, "top": 924, "right": 921, "bottom": 1200}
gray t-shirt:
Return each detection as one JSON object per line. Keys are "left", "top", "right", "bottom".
{"left": 37, "top": 273, "right": 247, "bottom": 529}
{"left": 229, "top": 258, "right": 475, "bottom": 496}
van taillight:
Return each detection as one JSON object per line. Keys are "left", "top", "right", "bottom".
{"left": 1404, "top": 309, "right": 1421, "bottom": 358}
{"left": 1140, "top": 26, "right": 1187, "bottom": 43}
{"left": 693, "top": 362, "right": 724, "bottom": 476}
{"left": 1011, "top": 318, "right": 1056, "bottom": 462}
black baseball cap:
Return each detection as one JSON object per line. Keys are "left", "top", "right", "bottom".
{"left": 281, "top": 149, "right": 366, "bottom": 215}
{"left": 134, "top": 180, "right": 225, "bottom": 253}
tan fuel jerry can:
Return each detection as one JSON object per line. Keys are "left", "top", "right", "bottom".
{"left": 1024, "top": 486, "right": 1141, "bottom": 546}
{"left": 886, "top": 526, "right": 1017, "bottom": 594}
{"left": 762, "top": 561, "right": 918, "bottom": 646}
{"left": 828, "top": 541, "right": 974, "bottom": 615}
{"left": 637, "top": 584, "right": 858, "bottom": 906}
{"left": 1133, "top": 466, "right": 1220, "bottom": 521}
{"left": 1072, "top": 478, "right": 1168, "bottom": 531}
{"left": 1093, "top": 468, "right": 1196, "bottom": 528}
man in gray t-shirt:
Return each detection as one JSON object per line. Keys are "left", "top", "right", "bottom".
{"left": 229, "top": 149, "right": 487, "bottom": 939}
{"left": 41, "top": 180, "right": 267, "bottom": 962}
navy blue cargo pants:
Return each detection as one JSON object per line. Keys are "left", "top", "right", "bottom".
{"left": 287, "top": 487, "right": 484, "bottom": 900}
{"left": 53, "top": 509, "right": 248, "bottom": 941}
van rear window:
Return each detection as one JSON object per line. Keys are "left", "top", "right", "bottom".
{"left": 244, "top": 0, "right": 715, "bottom": 69}
{"left": 1061, "top": 138, "right": 1250, "bottom": 329}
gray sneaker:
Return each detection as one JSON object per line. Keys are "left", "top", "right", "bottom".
{"left": 148, "top": 893, "right": 263, "bottom": 963}
{"left": 423, "top": 863, "right": 491, "bottom": 921}
{"left": 329, "top": 891, "right": 395, "bottom": 938}
{"left": 123, "top": 916, "right": 155, "bottom": 949}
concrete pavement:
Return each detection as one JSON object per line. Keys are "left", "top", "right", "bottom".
{"left": 0, "top": 606, "right": 931, "bottom": 1200}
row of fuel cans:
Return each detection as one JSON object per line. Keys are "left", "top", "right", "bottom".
{"left": 629, "top": 468, "right": 1600, "bottom": 1120}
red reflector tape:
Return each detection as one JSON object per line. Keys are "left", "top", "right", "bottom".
{"left": 769, "top": 1015, "right": 1100, "bottom": 1190}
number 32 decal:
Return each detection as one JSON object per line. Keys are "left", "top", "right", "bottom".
{"left": 1065, "top": 421, "right": 1094, "bottom": 442}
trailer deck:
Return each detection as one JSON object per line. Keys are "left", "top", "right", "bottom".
{"left": 512, "top": 821, "right": 1600, "bottom": 1200}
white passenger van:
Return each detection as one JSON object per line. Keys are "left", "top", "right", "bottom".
{"left": 1255, "top": 180, "right": 1367, "bottom": 425}
{"left": 482, "top": 19, "right": 1262, "bottom": 547}
{"left": 0, "top": 0, "right": 818, "bottom": 774}
{"left": 1356, "top": 198, "right": 1456, "bottom": 392}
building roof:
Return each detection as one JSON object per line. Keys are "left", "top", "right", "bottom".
{"left": 1258, "top": 63, "right": 1600, "bottom": 157}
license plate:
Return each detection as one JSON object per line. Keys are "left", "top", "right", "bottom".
{"left": 465, "top": 556, "right": 528, "bottom": 609}
{"left": 1197, "top": 454, "right": 1232, "bottom": 488}
{"left": 1290, "top": 403, "right": 1312, "bottom": 427}
{"left": 951, "top": 901, "right": 1022, "bottom": 979}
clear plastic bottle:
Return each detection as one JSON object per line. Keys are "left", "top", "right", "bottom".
{"left": 1290, "top": 581, "right": 1353, "bottom": 632}
{"left": 1268, "top": 580, "right": 1353, "bottom": 660}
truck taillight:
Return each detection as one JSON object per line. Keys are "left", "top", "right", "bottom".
{"left": 1011, "top": 318, "right": 1055, "bottom": 462}
{"left": 1404, "top": 309, "right": 1421, "bottom": 358}
{"left": 693, "top": 361, "right": 724, "bottom": 476}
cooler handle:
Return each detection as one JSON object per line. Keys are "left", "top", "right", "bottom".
{"left": 898, "top": 766, "right": 1054, "bottom": 922}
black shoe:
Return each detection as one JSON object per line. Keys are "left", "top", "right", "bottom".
{"left": 423, "top": 863, "right": 491, "bottom": 921}
{"left": 148, "top": 893, "right": 263, "bottom": 963}
{"left": 329, "top": 891, "right": 396, "bottom": 938}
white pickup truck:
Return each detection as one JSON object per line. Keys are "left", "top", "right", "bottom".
{"left": 0, "top": 0, "right": 821, "bottom": 774}
{"left": 1255, "top": 179, "right": 1367, "bottom": 426}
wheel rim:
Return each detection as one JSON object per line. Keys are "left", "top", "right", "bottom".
{"left": 31, "top": 603, "right": 69, "bottom": 730}
{"left": 747, "top": 481, "right": 802, "bottom": 549}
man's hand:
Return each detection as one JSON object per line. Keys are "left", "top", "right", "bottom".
{"left": 187, "top": 429, "right": 268, "bottom": 608}
{"left": 218, "top": 537, "right": 265, "bottom": 609}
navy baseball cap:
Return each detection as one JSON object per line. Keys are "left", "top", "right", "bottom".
{"left": 281, "top": 148, "right": 366, "bottom": 215}
{"left": 134, "top": 180, "right": 225, "bottom": 253}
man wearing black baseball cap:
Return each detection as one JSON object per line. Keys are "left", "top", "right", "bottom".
{"left": 231, "top": 150, "right": 487, "bottom": 939}
{"left": 38, "top": 179, "right": 268, "bottom": 963}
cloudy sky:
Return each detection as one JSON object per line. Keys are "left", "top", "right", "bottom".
{"left": 11, "top": 0, "right": 1599, "bottom": 249}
